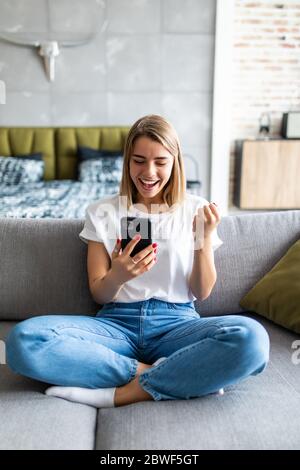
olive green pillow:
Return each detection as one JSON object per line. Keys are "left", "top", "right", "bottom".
{"left": 240, "top": 239, "right": 300, "bottom": 333}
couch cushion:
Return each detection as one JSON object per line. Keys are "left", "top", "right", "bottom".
{"left": 240, "top": 239, "right": 300, "bottom": 334}
{"left": 255, "top": 313, "right": 300, "bottom": 394}
{"left": 196, "top": 210, "right": 300, "bottom": 316}
{"left": 0, "top": 322, "right": 96, "bottom": 450}
{"left": 95, "top": 313, "right": 300, "bottom": 450}
{"left": 96, "top": 374, "right": 300, "bottom": 450}
{"left": 2, "top": 315, "right": 300, "bottom": 450}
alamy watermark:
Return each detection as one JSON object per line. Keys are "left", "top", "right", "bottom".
{"left": 93, "top": 196, "right": 205, "bottom": 250}
{"left": 0, "top": 80, "right": 6, "bottom": 104}
{"left": 291, "top": 340, "right": 300, "bottom": 365}
{"left": 0, "top": 340, "right": 6, "bottom": 365}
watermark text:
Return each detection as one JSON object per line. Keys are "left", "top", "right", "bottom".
{"left": 291, "top": 340, "right": 300, "bottom": 365}
{"left": 0, "top": 80, "right": 6, "bottom": 104}
{"left": 0, "top": 340, "right": 6, "bottom": 365}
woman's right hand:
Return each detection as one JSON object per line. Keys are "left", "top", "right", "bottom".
{"left": 110, "top": 235, "right": 157, "bottom": 285}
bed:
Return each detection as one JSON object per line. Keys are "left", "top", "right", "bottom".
{"left": 0, "top": 126, "right": 129, "bottom": 218}
{"left": 0, "top": 180, "right": 120, "bottom": 218}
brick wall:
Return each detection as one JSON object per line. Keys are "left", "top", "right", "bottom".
{"left": 229, "top": 0, "right": 300, "bottom": 205}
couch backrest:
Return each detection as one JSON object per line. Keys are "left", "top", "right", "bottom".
{"left": 0, "top": 126, "right": 130, "bottom": 181}
{"left": 197, "top": 209, "right": 300, "bottom": 316}
{"left": 0, "top": 210, "right": 299, "bottom": 320}
{"left": 0, "top": 218, "right": 96, "bottom": 320}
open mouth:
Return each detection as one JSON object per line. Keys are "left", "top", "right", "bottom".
{"left": 138, "top": 178, "right": 160, "bottom": 190}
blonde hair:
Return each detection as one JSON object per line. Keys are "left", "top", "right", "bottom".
{"left": 120, "top": 114, "right": 186, "bottom": 209}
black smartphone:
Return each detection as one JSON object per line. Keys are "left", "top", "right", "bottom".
{"left": 120, "top": 217, "right": 152, "bottom": 257}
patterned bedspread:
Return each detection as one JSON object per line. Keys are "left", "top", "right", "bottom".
{"left": 0, "top": 180, "right": 120, "bottom": 218}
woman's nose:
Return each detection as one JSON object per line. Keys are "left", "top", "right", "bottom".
{"left": 143, "top": 162, "right": 157, "bottom": 174}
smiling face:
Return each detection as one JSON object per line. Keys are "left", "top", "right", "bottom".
{"left": 129, "top": 136, "right": 174, "bottom": 207}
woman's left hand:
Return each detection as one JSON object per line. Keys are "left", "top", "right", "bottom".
{"left": 193, "top": 202, "right": 221, "bottom": 245}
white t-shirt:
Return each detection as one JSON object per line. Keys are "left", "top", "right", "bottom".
{"left": 79, "top": 193, "right": 223, "bottom": 303}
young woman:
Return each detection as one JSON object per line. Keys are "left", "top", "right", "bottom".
{"left": 6, "top": 115, "right": 270, "bottom": 408}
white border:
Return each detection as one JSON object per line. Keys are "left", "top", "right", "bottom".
{"left": 210, "top": 0, "right": 235, "bottom": 215}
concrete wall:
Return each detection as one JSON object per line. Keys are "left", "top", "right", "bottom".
{"left": 0, "top": 0, "right": 216, "bottom": 198}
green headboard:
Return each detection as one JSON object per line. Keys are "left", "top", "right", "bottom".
{"left": 0, "top": 126, "right": 130, "bottom": 180}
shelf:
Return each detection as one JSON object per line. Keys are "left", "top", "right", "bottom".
{"left": 234, "top": 140, "right": 300, "bottom": 209}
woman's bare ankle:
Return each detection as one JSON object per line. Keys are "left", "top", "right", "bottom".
{"left": 114, "top": 376, "right": 153, "bottom": 407}
{"left": 136, "top": 361, "right": 152, "bottom": 376}
{"left": 113, "top": 361, "right": 154, "bottom": 407}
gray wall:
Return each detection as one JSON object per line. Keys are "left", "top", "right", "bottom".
{"left": 0, "top": 0, "right": 216, "bottom": 198}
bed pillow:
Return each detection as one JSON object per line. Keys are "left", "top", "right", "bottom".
{"left": 77, "top": 146, "right": 122, "bottom": 161}
{"left": 78, "top": 157, "right": 123, "bottom": 183}
{"left": 0, "top": 155, "right": 44, "bottom": 185}
{"left": 14, "top": 153, "right": 43, "bottom": 161}
{"left": 77, "top": 146, "right": 123, "bottom": 183}
{"left": 240, "top": 239, "right": 300, "bottom": 333}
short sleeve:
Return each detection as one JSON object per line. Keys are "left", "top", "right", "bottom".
{"left": 79, "top": 205, "right": 104, "bottom": 245}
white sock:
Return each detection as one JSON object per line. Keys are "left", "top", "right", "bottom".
{"left": 45, "top": 385, "right": 116, "bottom": 408}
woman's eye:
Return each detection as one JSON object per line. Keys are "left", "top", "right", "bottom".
{"left": 132, "top": 160, "right": 166, "bottom": 166}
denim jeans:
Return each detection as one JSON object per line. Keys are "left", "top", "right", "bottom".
{"left": 6, "top": 298, "right": 270, "bottom": 401}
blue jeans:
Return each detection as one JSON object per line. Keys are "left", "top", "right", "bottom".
{"left": 6, "top": 299, "right": 270, "bottom": 401}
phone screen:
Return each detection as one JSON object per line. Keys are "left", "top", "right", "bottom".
{"left": 120, "top": 217, "right": 152, "bottom": 257}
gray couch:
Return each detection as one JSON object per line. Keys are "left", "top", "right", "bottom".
{"left": 0, "top": 210, "right": 300, "bottom": 450}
